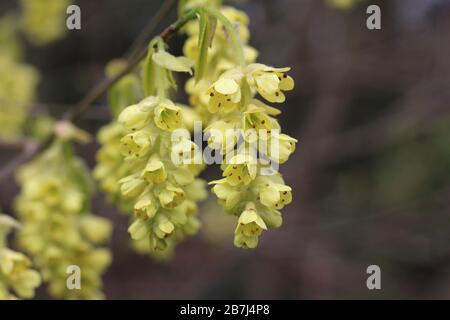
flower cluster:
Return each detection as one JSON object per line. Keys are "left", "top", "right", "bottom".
{"left": 182, "top": 1, "right": 298, "bottom": 248}
{"left": 95, "top": 57, "right": 206, "bottom": 260}
{"left": 14, "top": 141, "right": 112, "bottom": 299}
{"left": 0, "top": 214, "right": 41, "bottom": 300}
{"left": 118, "top": 94, "right": 207, "bottom": 259}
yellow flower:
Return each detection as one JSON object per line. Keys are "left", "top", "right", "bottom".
{"left": 270, "top": 133, "right": 298, "bottom": 164}
{"left": 0, "top": 248, "right": 41, "bottom": 299}
{"left": 141, "top": 155, "right": 167, "bottom": 183}
{"left": 246, "top": 63, "right": 294, "bottom": 103}
{"left": 205, "top": 119, "right": 238, "bottom": 154}
{"left": 171, "top": 137, "right": 200, "bottom": 165}
{"left": 128, "top": 219, "right": 148, "bottom": 241}
{"left": 210, "top": 178, "right": 241, "bottom": 210}
{"left": 14, "top": 142, "right": 112, "bottom": 299}
{"left": 120, "top": 128, "right": 153, "bottom": 159}
{"left": 158, "top": 184, "right": 186, "bottom": 209}
{"left": 134, "top": 195, "right": 158, "bottom": 220}
{"left": 119, "top": 174, "right": 146, "bottom": 198}
{"left": 234, "top": 202, "right": 267, "bottom": 249}
{"left": 207, "top": 69, "right": 243, "bottom": 113}
{"left": 118, "top": 97, "right": 157, "bottom": 131}
{"left": 154, "top": 215, "right": 175, "bottom": 239}
{"left": 154, "top": 100, "right": 182, "bottom": 131}
{"left": 242, "top": 104, "right": 275, "bottom": 142}
{"left": 223, "top": 154, "right": 257, "bottom": 186}
{"left": 254, "top": 176, "right": 292, "bottom": 210}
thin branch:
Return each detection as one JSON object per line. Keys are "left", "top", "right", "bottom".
{"left": 0, "top": 140, "right": 39, "bottom": 179}
{"left": 0, "top": 138, "right": 31, "bottom": 150}
{"left": 63, "top": 0, "right": 180, "bottom": 123}
{"left": 126, "top": 0, "right": 178, "bottom": 62}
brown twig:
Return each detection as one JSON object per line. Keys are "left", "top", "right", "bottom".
{"left": 126, "top": 0, "right": 178, "bottom": 62}
{"left": 63, "top": 0, "right": 180, "bottom": 124}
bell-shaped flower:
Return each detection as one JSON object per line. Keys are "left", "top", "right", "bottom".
{"left": 234, "top": 202, "right": 267, "bottom": 249}
{"left": 210, "top": 178, "right": 241, "bottom": 210}
{"left": 141, "top": 155, "right": 167, "bottom": 183}
{"left": 207, "top": 69, "right": 243, "bottom": 113}
{"left": 242, "top": 104, "right": 275, "bottom": 142}
{"left": 154, "top": 100, "right": 182, "bottom": 131}
{"left": 158, "top": 184, "right": 186, "bottom": 209}
{"left": 246, "top": 64, "right": 294, "bottom": 103}
{"left": 119, "top": 174, "right": 146, "bottom": 198}
{"left": 118, "top": 96, "right": 157, "bottom": 131}
{"left": 269, "top": 133, "right": 298, "bottom": 164}
{"left": 205, "top": 119, "right": 238, "bottom": 154}
{"left": 134, "top": 194, "right": 158, "bottom": 220}
{"left": 153, "top": 215, "right": 175, "bottom": 239}
{"left": 120, "top": 128, "right": 153, "bottom": 159}
{"left": 128, "top": 218, "right": 148, "bottom": 241}
{"left": 223, "top": 154, "right": 257, "bottom": 186}
{"left": 0, "top": 248, "right": 41, "bottom": 299}
{"left": 254, "top": 176, "right": 292, "bottom": 210}
{"left": 171, "top": 137, "right": 200, "bottom": 166}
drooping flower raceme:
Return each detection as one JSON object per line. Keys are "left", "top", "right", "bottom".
{"left": 98, "top": 0, "right": 298, "bottom": 259}
{"left": 180, "top": 1, "right": 298, "bottom": 248}
{"left": 118, "top": 95, "right": 207, "bottom": 259}
{"left": 100, "top": 38, "right": 207, "bottom": 260}
{"left": 206, "top": 69, "right": 297, "bottom": 248}
{"left": 0, "top": 214, "right": 41, "bottom": 300}
{"left": 14, "top": 141, "right": 112, "bottom": 299}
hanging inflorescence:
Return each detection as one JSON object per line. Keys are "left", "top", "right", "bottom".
{"left": 14, "top": 137, "right": 112, "bottom": 299}
{"left": 95, "top": 0, "right": 297, "bottom": 255}
{"left": 0, "top": 213, "right": 41, "bottom": 300}
{"left": 181, "top": 1, "right": 297, "bottom": 248}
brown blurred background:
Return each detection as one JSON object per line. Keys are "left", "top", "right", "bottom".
{"left": 1, "top": 0, "right": 450, "bottom": 299}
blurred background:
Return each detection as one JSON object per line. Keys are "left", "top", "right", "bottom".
{"left": 1, "top": 0, "right": 450, "bottom": 299}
